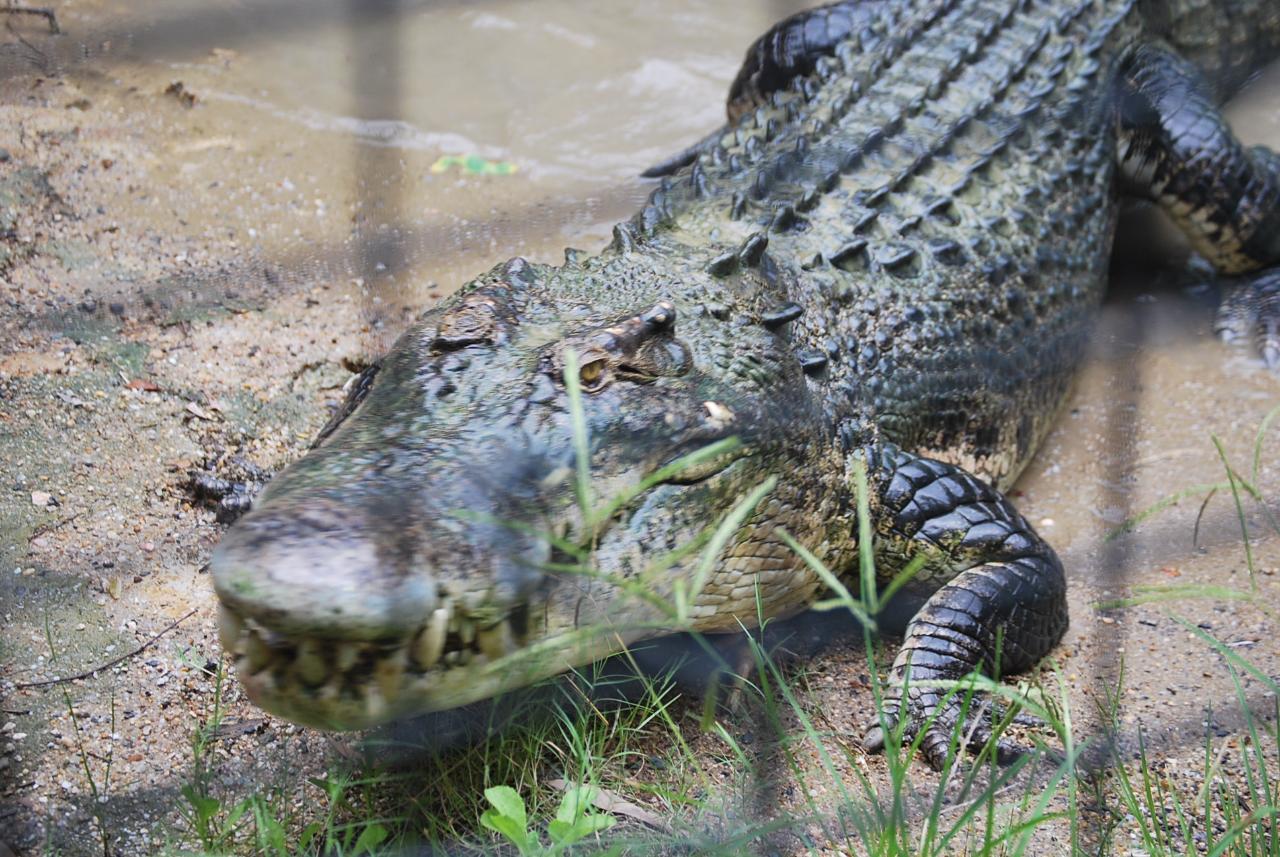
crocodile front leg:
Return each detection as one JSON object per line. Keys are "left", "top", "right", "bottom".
{"left": 860, "top": 445, "right": 1068, "bottom": 770}
{"left": 1118, "top": 43, "right": 1280, "bottom": 366}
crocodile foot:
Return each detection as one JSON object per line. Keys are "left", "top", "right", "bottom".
{"left": 862, "top": 690, "right": 1047, "bottom": 770}
{"left": 860, "top": 446, "right": 1068, "bottom": 771}
{"left": 1215, "top": 267, "right": 1280, "bottom": 369}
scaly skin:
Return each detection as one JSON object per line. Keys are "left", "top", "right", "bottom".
{"left": 211, "top": 0, "right": 1280, "bottom": 768}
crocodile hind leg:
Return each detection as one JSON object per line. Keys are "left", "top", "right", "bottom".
{"left": 642, "top": 0, "right": 886, "bottom": 178}
{"left": 1118, "top": 44, "right": 1280, "bottom": 366}
{"left": 1217, "top": 266, "right": 1280, "bottom": 367}
{"left": 859, "top": 445, "right": 1068, "bottom": 770}
{"left": 1, "top": 5, "right": 59, "bottom": 32}
{"left": 724, "top": 0, "right": 889, "bottom": 122}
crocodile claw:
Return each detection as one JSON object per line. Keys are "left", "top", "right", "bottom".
{"left": 862, "top": 692, "right": 1041, "bottom": 770}
{"left": 1215, "top": 268, "right": 1280, "bottom": 370}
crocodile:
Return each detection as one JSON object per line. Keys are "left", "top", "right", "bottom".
{"left": 210, "top": 0, "right": 1280, "bottom": 769}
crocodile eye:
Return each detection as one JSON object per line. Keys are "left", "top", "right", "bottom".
{"left": 578, "top": 358, "right": 609, "bottom": 391}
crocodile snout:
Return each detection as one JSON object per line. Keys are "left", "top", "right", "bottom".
{"left": 210, "top": 488, "right": 561, "bottom": 729}
{"left": 210, "top": 497, "right": 441, "bottom": 641}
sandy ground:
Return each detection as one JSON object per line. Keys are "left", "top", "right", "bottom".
{"left": 0, "top": 3, "right": 1278, "bottom": 855}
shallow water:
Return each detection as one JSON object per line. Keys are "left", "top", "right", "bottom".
{"left": 46, "top": 0, "right": 805, "bottom": 183}
{"left": 9, "top": 0, "right": 812, "bottom": 325}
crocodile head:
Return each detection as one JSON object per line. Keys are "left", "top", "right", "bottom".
{"left": 210, "top": 251, "right": 848, "bottom": 730}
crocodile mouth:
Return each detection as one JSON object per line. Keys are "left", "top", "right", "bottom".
{"left": 213, "top": 449, "right": 757, "bottom": 729}
{"left": 216, "top": 598, "right": 538, "bottom": 729}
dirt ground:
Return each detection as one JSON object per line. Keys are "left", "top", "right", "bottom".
{"left": 1, "top": 3, "right": 1279, "bottom": 855}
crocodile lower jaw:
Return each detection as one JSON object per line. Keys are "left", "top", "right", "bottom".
{"left": 215, "top": 602, "right": 639, "bottom": 729}
{"left": 216, "top": 601, "right": 527, "bottom": 728}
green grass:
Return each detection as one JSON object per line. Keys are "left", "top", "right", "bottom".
{"left": 153, "top": 390, "right": 1280, "bottom": 855}
{"left": 1098, "top": 638, "right": 1280, "bottom": 856}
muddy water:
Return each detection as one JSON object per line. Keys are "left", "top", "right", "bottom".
{"left": 54, "top": 0, "right": 801, "bottom": 181}
{"left": 18, "top": 0, "right": 813, "bottom": 340}
{"left": 1, "top": 1, "right": 1279, "bottom": 853}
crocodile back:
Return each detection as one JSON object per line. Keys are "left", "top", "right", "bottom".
{"left": 640, "top": 0, "right": 1144, "bottom": 486}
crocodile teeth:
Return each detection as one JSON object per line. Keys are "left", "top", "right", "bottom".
{"left": 295, "top": 639, "right": 327, "bottom": 686}
{"left": 317, "top": 676, "right": 341, "bottom": 703}
{"left": 217, "top": 604, "right": 244, "bottom": 654}
{"left": 476, "top": 621, "right": 514, "bottom": 661}
{"left": 540, "top": 465, "right": 573, "bottom": 490}
{"left": 334, "top": 642, "right": 360, "bottom": 672}
{"left": 252, "top": 667, "right": 277, "bottom": 696}
{"left": 459, "top": 618, "right": 476, "bottom": 647}
{"left": 413, "top": 608, "right": 449, "bottom": 669}
{"left": 364, "top": 685, "right": 387, "bottom": 722}
{"left": 376, "top": 649, "right": 407, "bottom": 703}
{"left": 244, "top": 630, "right": 271, "bottom": 674}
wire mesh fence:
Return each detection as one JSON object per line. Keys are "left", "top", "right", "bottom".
{"left": 0, "top": 2, "right": 1278, "bottom": 854}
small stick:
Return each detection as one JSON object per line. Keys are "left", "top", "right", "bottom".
{"left": 13, "top": 609, "right": 197, "bottom": 690}
{"left": 3, "top": 6, "right": 59, "bottom": 34}
{"left": 27, "top": 511, "right": 85, "bottom": 542}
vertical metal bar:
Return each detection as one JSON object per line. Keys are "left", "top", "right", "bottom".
{"left": 346, "top": 0, "right": 406, "bottom": 337}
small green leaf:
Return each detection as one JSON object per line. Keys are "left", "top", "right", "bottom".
{"left": 353, "top": 822, "right": 389, "bottom": 854}
{"left": 222, "top": 798, "right": 249, "bottom": 828}
{"left": 549, "top": 786, "right": 615, "bottom": 846}
{"left": 483, "top": 785, "right": 527, "bottom": 828}
{"left": 547, "top": 818, "right": 574, "bottom": 844}
{"left": 253, "top": 801, "right": 287, "bottom": 855}
{"left": 480, "top": 809, "right": 530, "bottom": 851}
{"left": 549, "top": 815, "right": 615, "bottom": 847}
{"left": 181, "top": 784, "right": 221, "bottom": 823}
{"left": 571, "top": 814, "right": 615, "bottom": 840}
{"left": 298, "top": 822, "right": 320, "bottom": 852}
{"left": 554, "top": 785, "right": 598, "bottom": 825}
